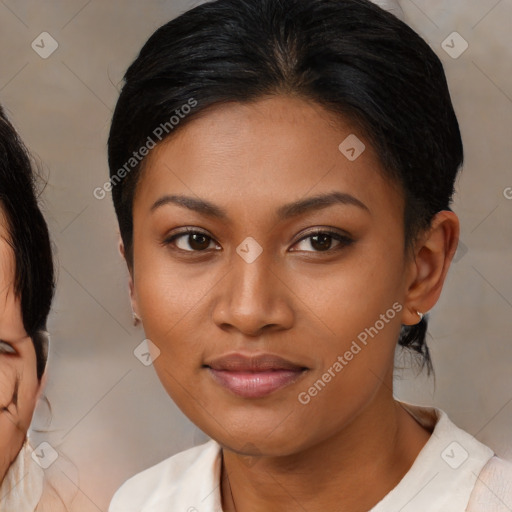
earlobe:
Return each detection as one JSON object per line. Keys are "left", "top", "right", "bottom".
{"left": 402, "top": 210, "right": 460, "bottom": 326}
{"left": 36, "top": 371, "right": 48, "bottom": 401}
{"left": 129, "top": 275, "right": 142, "bottom": 326}
{"left": 118, "top": 236, "right": 125, "bottom": 259}
{"left": 119, "top": 236, "right": 141, "bottom": 326}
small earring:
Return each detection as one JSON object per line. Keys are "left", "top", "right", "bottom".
{"left": 417, "top": 311, "right": 424, "bottom": 321}
{"left": 133, "top": 312, "right": 141, "bottom": 327}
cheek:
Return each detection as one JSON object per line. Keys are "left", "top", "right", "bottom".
{"left": 133, "top": 233, "right": 232, "bottom": 351}
{"left": 17, "top": 369, "right": 39, "bottom": 429}
{"left": 0, "top": 365, "right": 34, "bottom": 478}
{"left": 0, "top": 359, "right": 38, "bottom": 437}
{"left": 285, "top": 242, "right": 405, "bottom": 406}
{"left": 133, "top": 252, "right": 213, "bottom": 395}
{"left": 0, "top": 364, "right": 16, "bottom": 409}
{"left": 295, "top": 272, "right": 402, "bottom": 387}
{"left": 134, "top": 240, "right": 217, "bottom": 322}
{"left": 292, "top": 239, "right": 405, "bottom": 342}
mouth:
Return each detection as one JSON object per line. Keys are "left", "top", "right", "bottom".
{"left": 204, "top": 353, "right": 309, "bottom": 399}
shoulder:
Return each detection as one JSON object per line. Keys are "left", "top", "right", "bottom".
{"left": 109, "top": 439, "right": 222, "bottom": 512}
{"left": 467, "top": 455, "right": 512, "bottom": 512}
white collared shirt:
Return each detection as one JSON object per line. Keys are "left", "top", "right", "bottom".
{"left": 0, "top": 441, "right": 44, "bottom": 512}
{"left": 0, "top": 439, "right": 78, "bottom": 511}
{"left": 109, "top": 402, "right": 512, "bottom": 512}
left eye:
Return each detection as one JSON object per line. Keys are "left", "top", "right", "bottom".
{"left": 292, "top": 231, "right": 353, "bottom": 252}
{"left": 0, "top": 341, "right": 16, "bottom": 355}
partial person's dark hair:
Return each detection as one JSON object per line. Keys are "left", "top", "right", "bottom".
{"left": 108, "top": 0, "right": 464, "bottom": 374}
{"left": 0, "top": 105, "right": 55, "bottom": 380}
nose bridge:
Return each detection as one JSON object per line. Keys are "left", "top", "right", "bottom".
{"left": 234, "top": 249, "right": 271, "bottom": 302}
{"left": 212, "top": 243, "right": 293, "bottom": 334}
{"left": 231, "top": 247, "right": 275, "bottom": 314}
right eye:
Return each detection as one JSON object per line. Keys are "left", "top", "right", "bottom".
{"left": 163, "top": 228, "right": 221, "bottom": 253}
{"left": 0, "top": 341, "right": 16, "bottom": 355}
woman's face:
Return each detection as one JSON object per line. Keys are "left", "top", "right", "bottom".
{"left": 129, "top": 95, "right": 421, "bottom": 455}
{"left": 0, "top": 209, "right": 40, "bottom": 481}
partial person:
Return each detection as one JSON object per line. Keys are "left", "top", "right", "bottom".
{"left": 0, "top": 105, "right": 71, "bottom": 511}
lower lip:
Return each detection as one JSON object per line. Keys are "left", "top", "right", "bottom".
{"left": 207, "top": 368, "right": 306, "bottom": 398}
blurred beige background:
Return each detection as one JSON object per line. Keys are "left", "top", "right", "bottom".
{"left": 0, "top": 0, "right": 511, "bottom": 510}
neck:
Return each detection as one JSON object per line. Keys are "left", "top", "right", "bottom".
{"left": 221, "top": 390, "right": 431, "bottom": 512}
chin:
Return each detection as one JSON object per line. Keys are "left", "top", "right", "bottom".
{"left": 205, "top": 418, "right": 311, "bottom": 457}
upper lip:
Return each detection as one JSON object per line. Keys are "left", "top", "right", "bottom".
{"left": 205, "top": 353, "right": 307, "bottom": 372}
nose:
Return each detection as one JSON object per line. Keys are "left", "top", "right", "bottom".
{"left": 211, "top": 249, "right": 294, "bottom": 337}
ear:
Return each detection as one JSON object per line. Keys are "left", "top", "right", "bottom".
{"left": 118, "top": 237, "right": 141, "bottom": 321}
{"left": 402, "top": 210, "right": 460, "bottom": 325}
{"left": 117, "top": 236, "right": 125, "bottom": 259}
{"left": 36, "top": 370, "right": 48, "bottom": 401}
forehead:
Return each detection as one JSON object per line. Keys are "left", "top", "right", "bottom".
{"left": 0, "top": 205, "right": 15, "bottom": 293}
{"left": 0, "top": 203, "right": 28, "bottom": 343}
{"left": 134, "top": 95, "right": 403, "bottom": 221}
{"left": 0, "top": 204, "right": 9, "bottom": 237}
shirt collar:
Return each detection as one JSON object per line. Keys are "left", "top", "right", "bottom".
{"left": 370, "top": 400, "right": 495, "bottom": 511}
{"left": 111, "top": 401, "right": 495, "bottom": 511}
{"left": 0, "top": 440, "right": 44, "bottom": 511}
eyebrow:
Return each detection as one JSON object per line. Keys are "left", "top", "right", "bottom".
{"left": 150, "top": 191, "right": 370, "bottom": 220}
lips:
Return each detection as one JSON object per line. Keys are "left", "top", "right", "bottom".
{"left": 205, "top": 353, "right": 308, "bottom": 398}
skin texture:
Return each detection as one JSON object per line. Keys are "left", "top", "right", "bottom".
{"left": 0, "top": 209, "right": 41, "bottom": 484}
{"left": 124, "top": 95, "right": 459, "bottom": 511}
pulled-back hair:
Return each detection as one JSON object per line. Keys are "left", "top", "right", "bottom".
{"left": 108, "top": 0, "right": 464, "bottom": 373}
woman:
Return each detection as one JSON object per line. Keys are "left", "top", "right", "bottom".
{"left": 0, "top": 105, "right": 65, "bottom": 511}
{"left": 107, "top": 0, "right": 512, "bottom": 510}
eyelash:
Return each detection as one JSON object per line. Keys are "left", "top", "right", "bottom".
{"left": 162, "top": 227, "right": 354, "bottom": 254}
